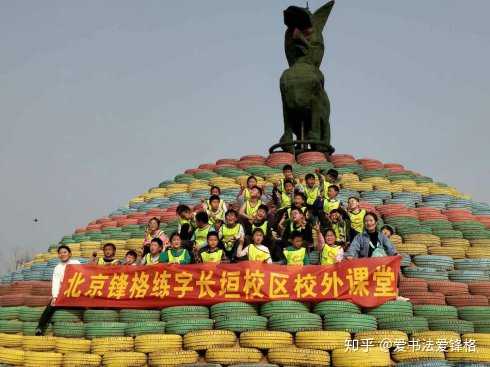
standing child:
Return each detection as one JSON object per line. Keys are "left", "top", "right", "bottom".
{"left": 347, "top": 197, "right": 366, "bottom": 239}
{"left": 92, "top": 243, "right": 120, "bottom": 265}
{"left": 199, "top": 231, "right": 228, "bottom": 263}
{"left": 316, "top": 226, "right": 344, "bottom": 265}
{"left": 142, "top": 238, "right": 164, "bottom": 265}
{"left": 282, "top": 231, "right": 310, "bottom": 265}
{"left": 236, "top": 228, "right": 272, "bottom": 263}
{"left": 176, "top": 204, "right": 195, "bottom": 241}
{"left": 35, "top": 245, "right": 80, "bottom": 336}
{"left": 160, "top": 233, "right": 191, "bottom": 264}
{"left": 219, "top": 209, "right": 245, "bottom": 262}
{"left": 323, "top": 185, "right": 341, "bottom": 214}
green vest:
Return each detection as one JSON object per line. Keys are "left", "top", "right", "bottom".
{"left": 348, "top": 209, "right": 366, "bottom": 233}
{"left": 201, "top": 249, "right": 223, "bottom": 263}
{"left": 145, "top": 253, "right": 160, "bottom": 265}
{"left": 167, "top": 249, "right": 187, "bottom": 264}
{"left": 97, "top": 258, "right": 118, "bottom": 265}
{"left": 220, "top": 224, "right": 242, "bottom": 251}
{"left": 248, "top": 244, "right": 270, "bottom": 262}
{"left": 252, "top": 221, "right": 268, "bottom": 235}
{"left": 194, "top": 225, "right": 211, "bottom": 248}
{"left": 283, "top": 247, "right": 306, "bottom": 265}
{"left": 303, "top": 185, "right": 320, "bottom": 205}
{"left": 245, "top": 200, "right": 262, "bottom": 217}
{"left": 323, "top": 199, "right": 340, "bottom": 213}
{"left": 280, "top": 191, "right": 292, "bottom": 209}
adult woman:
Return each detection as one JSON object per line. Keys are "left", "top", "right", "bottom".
{"left": 143, "top": 217, "right": 169, "bottom": 256}
{"left": 344, "top": 212, "right": 397, "bottom": 259}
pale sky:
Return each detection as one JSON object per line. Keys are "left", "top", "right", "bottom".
{"left": 1, "top": 1, "right": 489, "bottom": 262}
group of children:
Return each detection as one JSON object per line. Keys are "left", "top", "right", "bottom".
{"left": 89, "top": 165, "right": 396, "bottom": 267}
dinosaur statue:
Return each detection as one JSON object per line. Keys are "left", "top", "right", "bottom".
{"left": 277, "top": 1, "right": 335, "bottom": 154}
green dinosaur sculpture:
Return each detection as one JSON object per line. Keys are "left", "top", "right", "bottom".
{"left": 277, "top": 1, "right": 335, "bottom": 154}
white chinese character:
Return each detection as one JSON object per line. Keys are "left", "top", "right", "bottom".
{"left": 462, "top": 339, "right": 476, "bottom": 353}
{"left": 345, "top": 339, "right": 359, "bottom": 352}
{"left": 435, "top": 338, "right": 448, "bottom": 352}
{"left": 360, "top": 338, "right": 374, "bottom": 352}
{"left": 392, "top": 339, "right": 407, "bottom": 352}
{"left": 448, "top": 339, "right": 462, "bottom": 352}
{"left": 408, "top": 339, "right": 421, "bottom": 352}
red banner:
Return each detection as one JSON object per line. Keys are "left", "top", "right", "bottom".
{"left": 56, "top": 257, "right": 401, "bottom": 308}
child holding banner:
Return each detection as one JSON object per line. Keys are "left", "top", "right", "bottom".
{"left": 282, "top": 231, "right": 310, "bottom": 265}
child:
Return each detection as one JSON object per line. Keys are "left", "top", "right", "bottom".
{"left": 92, "top": 243, "right": 119, "bottom": 265}
{"left": 191, "top": 211, "right": 215, "bottom": 251}
{"left": 287, "top": 191, "right": 308, "bottom": 218}
{"left": 219, "top": 209, "right": 245, "bottom": 262}
{"left": 203, "top": 186, "right": 228, "bottom": 213}
{"left": 323, "top": 185, "right": 341, "bottom": 213}
{"left": 236, "top": 228, "right": 272, "bottom": 263}
{"left": 275, "top": 179, "right": 295, "bottom": 210}
{"left": 143, "top": 217, "right": 169, "bottom": 255}
{"left": 381, "top": 225, "right": 394, "bottom": 239}
{"left": 301, "top": 173, "right": 322, "bottom": 207}
{"left": 282, "top": 231, "right": 310, "bottom": 265}
{"left": 176, "top": 204, "right": 194, "bottom": 241}
{"left": 347, "top": 197, "right": 366, "bottom": 238}
{"left": 160, "top": 233, "right": 191, "bottom": 264}
{"left": 239, "top": 186, "right": 263, "bottom": 223}
{"left": 325, "top": 169, "right": 339, "bottom": 184}
{"left": 199, "top": 231, "right": 228, "bottom": 263}
{"left": 277, "top": 164, "right": 296, "bottom": 191}
{"left": 206, "top": 194, "right": 225, "bottom": 229}
{"left": 36, "top": 245, "right": 81, "bottom": 336}
{"left": 123, "top": 250, "right": 138, "bottom": 265}
{"left": 238, "top": 176, "right": 259, "bottom": 203}
{"left": 317, "top": 227, "right": 344, "bottom": 265}
{"left": 251, "top": 204, "right": 273, "bottom": 243}
{"left": 279, "top": 208, "right": 313, "bottom": 246}
{"left": 142, "top": 238, "right": 164, "bottom": 265}
{"left": 327, "top": 208, "right": 351, "bottom": 247}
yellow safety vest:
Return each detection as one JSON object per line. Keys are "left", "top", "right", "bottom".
{"left": 321, "top": 245, "right": 342, "bottom": 265}
{"left": 97, "top": 258, "right": 118, "bottom": 265}
{"left": 279, "top": 191, "right": 292, "bottom": 209}
{"left": 167, "top": 249, "right": 187, "bottom": 264}
{"left": 243, "top": 188, "right": 251, "bottom": 201}
{"left": 245, "top": 200, "right": 262, "bottom": 217}
{"left": 206, "top": 199, "right": 226, "bottom": 211}
{"left": 194, "top": 225, "right": 211, "bottom": 248}
{"left": 144, "top": 253, "right": 160, "bottom": 265}
{"left": 348, "top": 209, "right": 366, "bottom": 234}
{"left": 324, "top": 199, "right": 340, "bottom": 213}
{"left": 248, "top": 244, "right": 270, "bottom": 262}
{"left": 303, "top": 185, "right": 320, "bottom": 205}
{"left": 332, "top": 222, "right": 347, "bottom": 242}
{"left": 283, "top": 247, "right": 306, "bottom": 265}
{"left": 207, "top": 207, "right": 225, "bottom": 225}
{"left": 201, "top": 249, "right": 223, "bottom": 263}
{"left": 252, "top": 221, "right": 268, "bottom": 235}
{"left": 220, "top": 224, "right": 242, "bottom": 251}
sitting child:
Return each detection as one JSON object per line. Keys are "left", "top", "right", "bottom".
{"left": 123, "top": 250, "right": 138, "bottom": 265}
{"left": 238, "top": 175, "right": 259, "bottom": 203}
{"left": 142, "top": 238, "right": 164, "bottom": 265}
{"left": 239, "top": 186, "right": 263, "bottom": 223}
{"left": 92, "top": 243, "right": 119, "bottom": 265}
{"left": 160, "top": 233, "right": 191, "bottom": 264}
{"left": 301, "top": 173, "right": 322, "bottom": 208}
{"left": 287, "top": 191, "right": 308, "bottom": 218}
{"left": 199, "top": 231, "right": 228, "bottom": 263}
{"left": 203, "top": 186, "right": 227, "bottom": 213}
{"left": 250, "top": 204, "right": 273, "bottom": 243}
{"left": 191, "top": 211, "right": 214, "bottom": 250}
{"left": 317, "top": 227, "right": 344, "bottom": 265}
{"left": 323, "top": 185, "right": 341, "bottom": 214}
{"left": 218, "top": 209, "right": 245, "bottom": 262}
{"left": 282, "top": 231, "right": 310, "bottom": 265}
{"left": 347, "top": 196, "right": 366, "bottom": 238}
{"left": 176, "top": 204, "right": 195, "bottom": 241}
{"left": 236, "top": 228, "right": 272, "bottom": 264}
{"left": 206, "top": 194, "right": 226, "bottom": 230}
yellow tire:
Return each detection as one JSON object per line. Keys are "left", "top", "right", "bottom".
{"left": 148, "top": 350, "right": 198, "bottom": 366}
{"left": 91, "top": 337, "right": 134, "bottom": 355}
{"left": 332, "top": 347, "right": 391, "bottom": 367}
{"left": 62, "top": 352, "right": 101, "bottom": 367}
{"left": 134, "top": 334, "right": 182, "bottom": 353}
{"left": 239, "top": 330, "right": 293, "bottom": 349}
{"left": 22, "top": 336, "right": 57, "bottom": 351}
{"left": 205, "top": 347, "right": 262, "bottom": 365}
{"left": 24, "top": 351, "right": 63, "bottom": 367}
{"left": 102, "top": 352, "right": 147, "bottom": 367}
{"left": 446, "top": 347, "right": 490, "bottom": 362}
{"left": 392, "top": 349, "right": 445, "bottom": 362}
{"left": 296, "top": 331, "right": 351, "bottom": 351}
{"left": 183, "top": 330, "right": 237, "bottom": 350}
{"left": 0, "top": 333, "right": 22, "bottom": 347}
{"left": 55, "top": 337, "right": 91, "bottom": 354}
{"left": 462, "top": 333, "right": 490, "bottom": 347}
{"left": 268, "top": 347, "right": 330, "bottom": 367}
{"left": 0, "top": 347, "right": 24, "bottom": 366}
{"left": 354, "top": 330, "right": 408, "bottom": 348}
